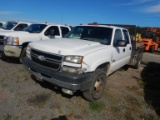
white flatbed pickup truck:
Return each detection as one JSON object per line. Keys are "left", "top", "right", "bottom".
{"left": 0, "top": 23, "right": 71, "bottom": 62}
{"left": 23, "top": 24, "right": 144, "bottom": 101}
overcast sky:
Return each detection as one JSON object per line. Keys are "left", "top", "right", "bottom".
{"left": 0, "top": 0, "right": 160, "bottom": 27}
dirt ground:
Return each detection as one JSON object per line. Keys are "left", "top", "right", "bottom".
{"left": 0, "top": 56, "right": 160, "bottom": 120}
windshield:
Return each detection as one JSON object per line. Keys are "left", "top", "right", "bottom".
{"left": 1, "top": 22, "right": 17, "bottom": 30}
{"left": 65, "top": 26, "right": 113, "bottom": 45}
{"left": 23, "top": 24, "right": 47, "bottom": 33}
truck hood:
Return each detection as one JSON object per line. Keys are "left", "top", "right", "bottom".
{"left": 0, "top": 31, "right": 29, "bottom": 36}
{"left": 30, "top": 38, "right": 108, "bottom": 56}
{"left": 0, "top": 28, "right": 5, "bottom": 31}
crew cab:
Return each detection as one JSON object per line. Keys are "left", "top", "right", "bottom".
{"left": 23, "top": 25, "right": 144, "bottom": 101}
{"left": 0, "top": 23, "right": 71, "bottom": 62}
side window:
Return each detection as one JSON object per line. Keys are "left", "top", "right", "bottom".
{"left": 113, "top": 29, "right": 123, "bottom": 45}
{"left": 60, "top": 27, "right": 70, "bottom": 37}
{"left": 0, "top": 23, "right": 2, "bottom": 27}
{"left": 14, "top": 24, "right": 28, "bottom": 31}
{"left": 44, "top": 26, "right": 60, "bottom": 36}
{"left": 123, "top": 30, "right": 130, "bottom": 44}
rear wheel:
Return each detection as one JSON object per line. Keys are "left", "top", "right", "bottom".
{"left": 20, "top": 47, "right": 27, "bottom": 63}
{"left": 83, "top": 69, "right": 107, "bottom": 102}
{"left": 134, "top": 58, "right": 141, "bottom": 69}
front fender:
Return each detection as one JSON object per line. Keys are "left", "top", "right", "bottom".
{"left": 89, "top": 57, "right": 111, "bottom": 71}
{"left": 82, "top": 48, "right": 112, "bottom": 72}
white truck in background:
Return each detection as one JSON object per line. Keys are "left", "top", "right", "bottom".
{"left": 0, "top": 21, "right": 31, "bottom": 31}
{"left": 0, "top": 21, "right": 6, "bottom": 28}
{"left": 0, "top": 23, "right": 71, "bottom": 62}
{"left": 23, "top": 24, "right": 144, "bottom": 101}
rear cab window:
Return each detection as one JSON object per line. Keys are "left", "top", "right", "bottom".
{"left": 123, "top": 29, "right": 130, "bottom": 44}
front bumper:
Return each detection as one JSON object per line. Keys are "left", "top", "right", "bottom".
{"left": 4, "top": 45, "right": 22, "bottom": 57}
{"left": 23, "top": 57, "right": 92, "bottom": 91}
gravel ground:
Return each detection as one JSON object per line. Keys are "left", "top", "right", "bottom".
{"left": 0, "top": 56, "right": 160, "bottom": 120}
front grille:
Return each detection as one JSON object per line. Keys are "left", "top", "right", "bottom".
{"left": 0, "top": 36, "right": 4, "bottom": 40}
{"left": 0, "top": 36, "right": 7, "bottom": 45}
{"left": 31, "top": 49, "right": 63, "bottom": 70}
{"left": 0, "top": 42, "right": 4, "bottom": 45}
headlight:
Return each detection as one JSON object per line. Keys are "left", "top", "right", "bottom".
{"left": 26, "top": 45, "right": 31, "bottom": 59}
{"left": 63, "top": 56, "right": 83, "bottom": 64}
{"left": 7, "top": 36, "right": 19, "bottom": 45}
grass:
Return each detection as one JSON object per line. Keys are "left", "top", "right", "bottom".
{"left": 126, "top": 86, "right": 140, "bottom": 91}
{"left": 28, "top": 115, "right": 33, "bottom": 120}
{"left": 40, "top": 115, "right": 47, "bottom": 120}
{"left": 1, "top": 82, "right": 7, "bottom": 88}
{"left": 89, "top": 101, "right": 105, "bottom": 111}
{"left": 4, "top": 114, "right": 12, "bottom": 120}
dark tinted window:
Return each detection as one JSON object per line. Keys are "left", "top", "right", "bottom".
{"left": 45, "top": 26, "right": 60, "bottom": 36}
{"left": 14, "top": 24, "right": 28, "bottom": 31}
{"left": 1, "top": 22, "right": 17, "bottom": 30}
{"left": 0, "top": 23, "right": 3, "bottom": 27}
{"left": 123, "top": 30, "right": 130, "bottom": 44}
{"left": 60, "top": 27, "right": 70, "bottom": 37}
{"left": 23, "top": 24, "right": 47, "bottom": 33}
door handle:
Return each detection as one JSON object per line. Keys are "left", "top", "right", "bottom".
{"left": 129, "top": 47, "right": 131, "bottom": 50}
{"left": 123, "top": 48, "right": 125, "bottom": 52}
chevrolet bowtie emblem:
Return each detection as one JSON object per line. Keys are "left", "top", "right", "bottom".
{"left": 38, "top": 55, "right": 46, "bottom": 61}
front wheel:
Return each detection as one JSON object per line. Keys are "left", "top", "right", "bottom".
{"left": 20, "top": 47, "right": 27, "bottom": 63}
{"left": 83, "top": 69, "right": 107, "bottom": 102}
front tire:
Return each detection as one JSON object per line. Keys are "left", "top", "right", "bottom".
{"left": 20, "top": 47, "right": 27, "bottom": 63}
{"left": 83, "top": 69, "right": 107, "bottom": 102}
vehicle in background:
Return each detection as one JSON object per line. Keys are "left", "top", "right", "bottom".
{"left": 0, "top": 23, "right": 71, "bottom": 62}
{"left": 23, "top": 24, "right": 144, "bottom": 101}
{"left": 138, "top": 28, "right": 160, "bottom": 53}
{"left": 0, "top": 21, "right": 31, "bottom": 31}
{"left": 0, "top": 21, "right": 6, "bottom": 28}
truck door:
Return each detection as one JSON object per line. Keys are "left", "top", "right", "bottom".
{"left": 110, "top": 29, "right": 130, "bottom": 73}
{"left": 122, "top": 29, "right": 132, "bottom": 64}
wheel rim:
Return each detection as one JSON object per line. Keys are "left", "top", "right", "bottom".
{"left": 93, "top": 77, "right": 104, "bottom": 95}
